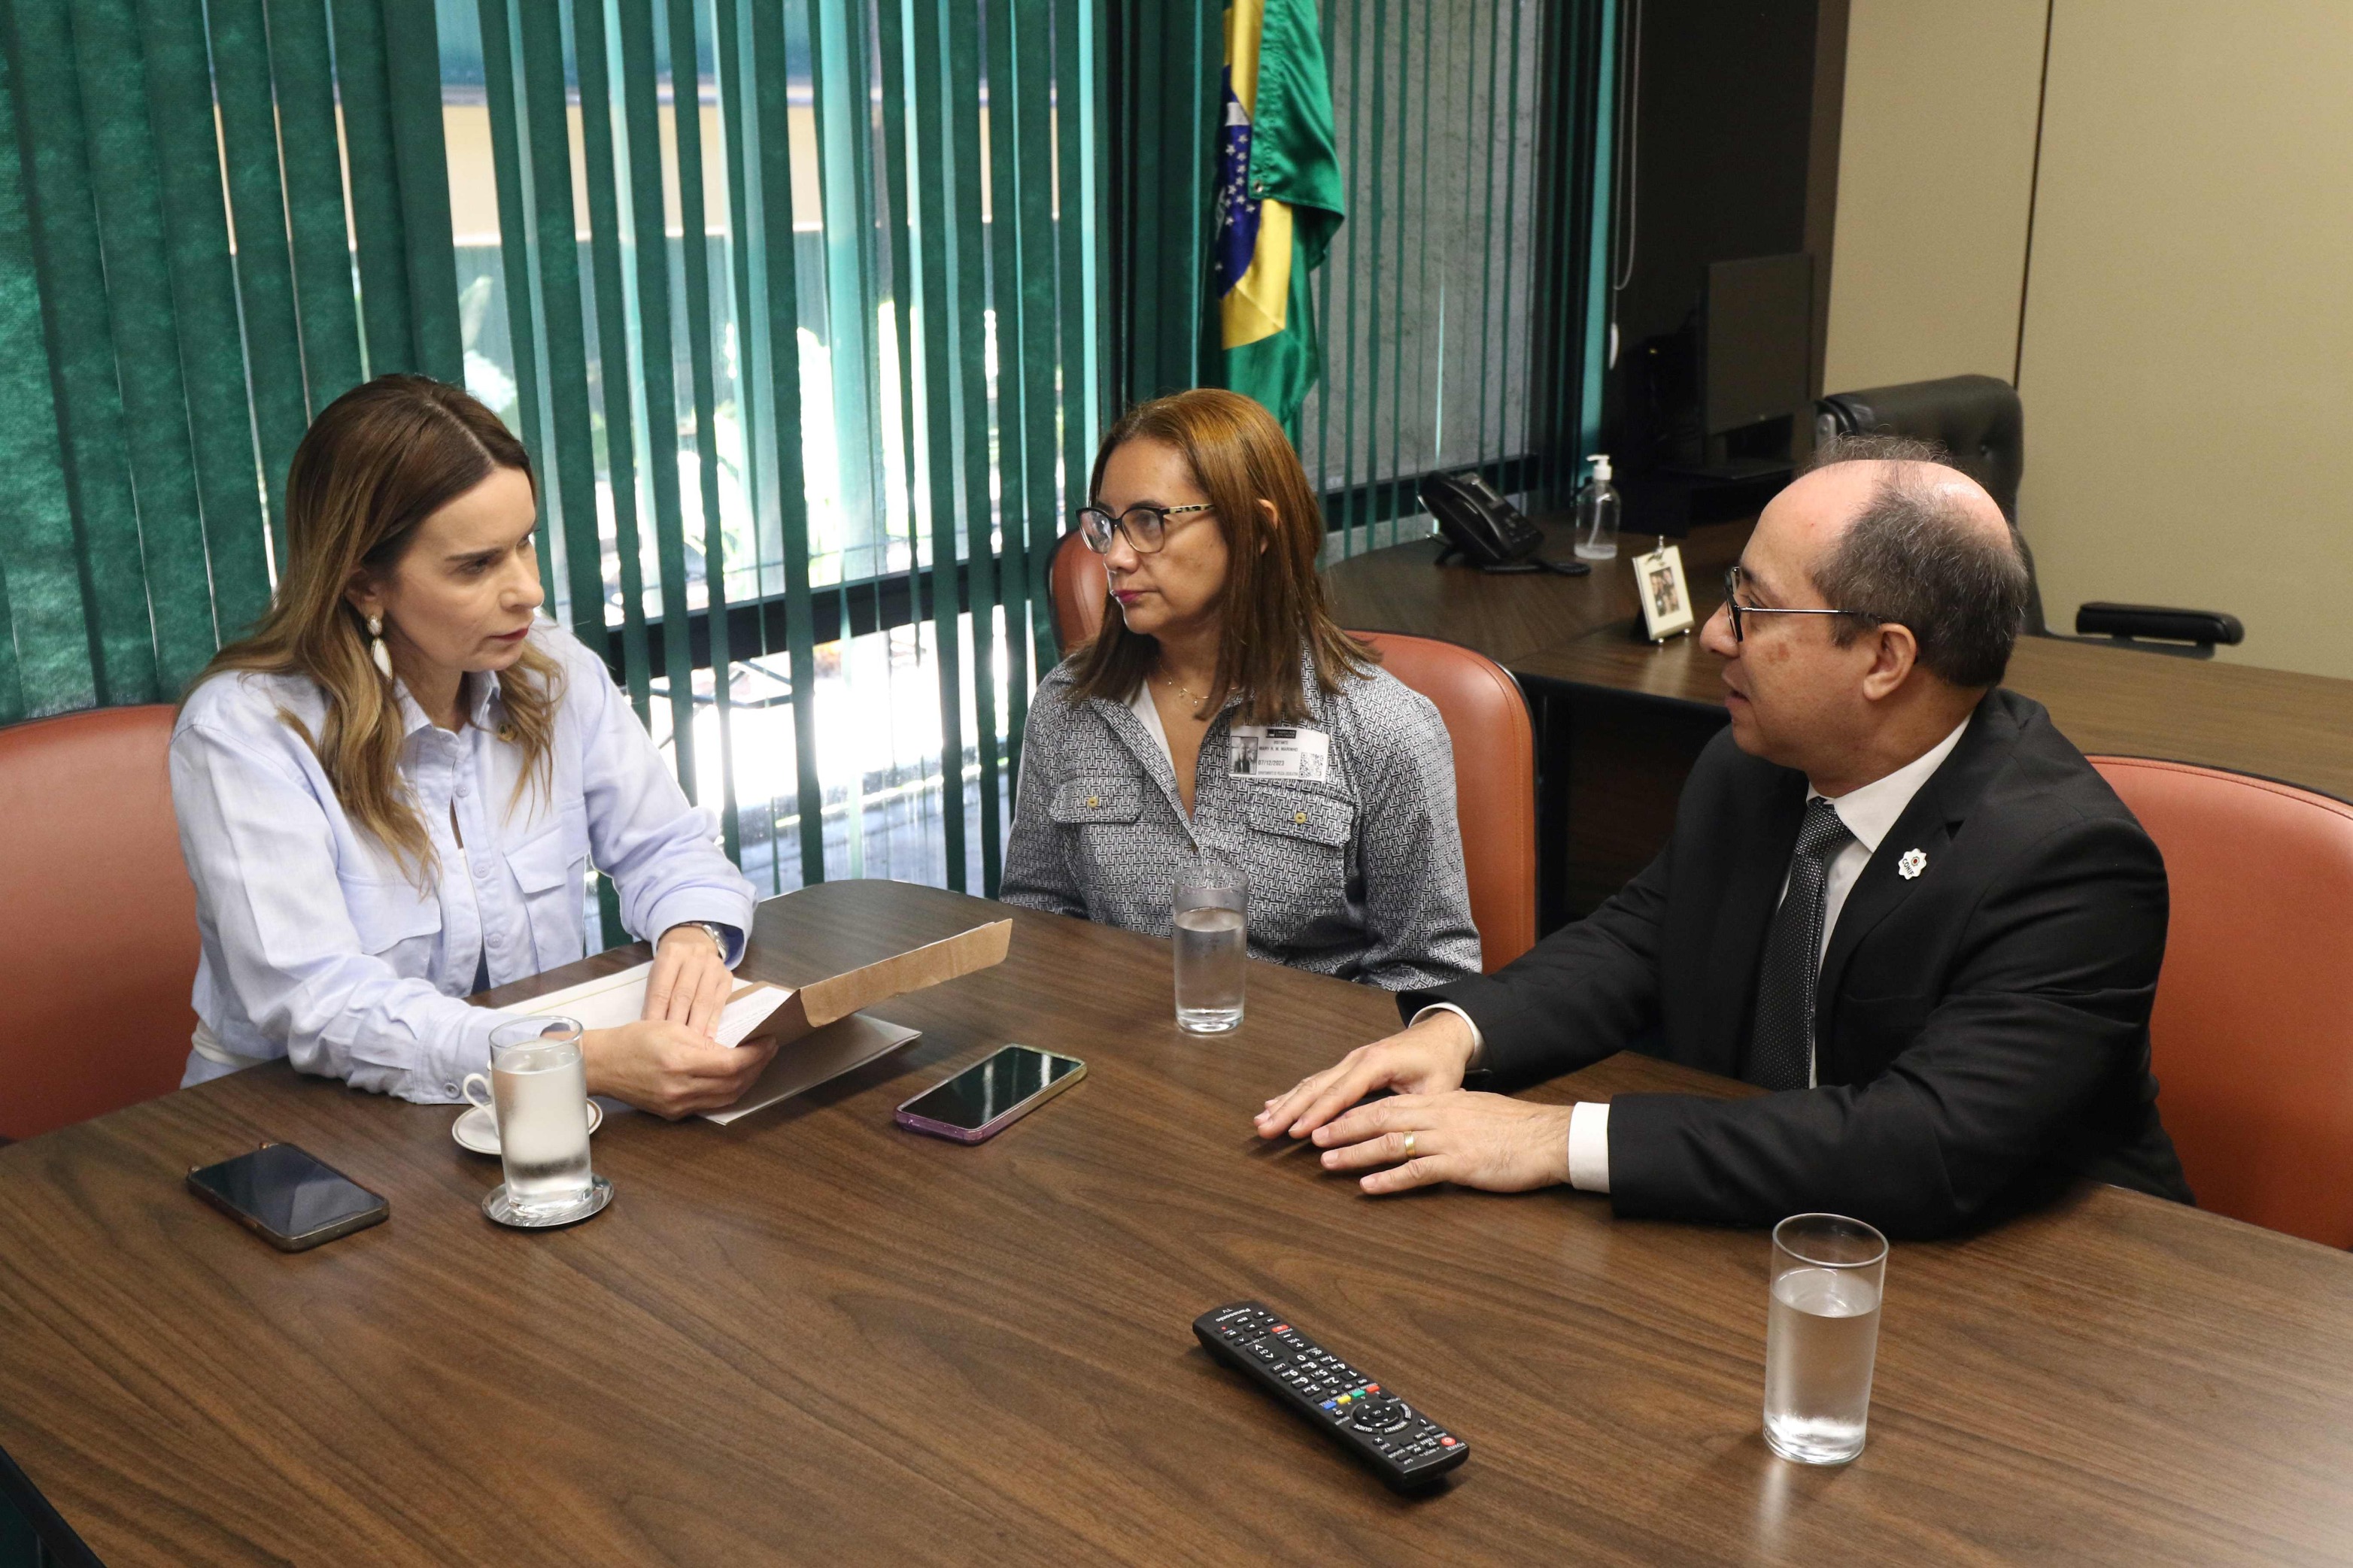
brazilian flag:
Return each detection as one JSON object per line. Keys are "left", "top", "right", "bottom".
{"left": 1216, "top": 0, "right": 1345, "bottom": 436}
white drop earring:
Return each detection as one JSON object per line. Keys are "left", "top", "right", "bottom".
{"left": 366, "top": 613, "right": 393, "bottom": 680}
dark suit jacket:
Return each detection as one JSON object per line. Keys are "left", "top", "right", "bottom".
{"left": 1402, "top": 687, "right": 2191, "bottom": 1238}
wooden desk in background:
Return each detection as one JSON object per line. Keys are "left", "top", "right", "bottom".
{"left": 1327, "top": 517, "right": 2353, "bottom": 920}
{"left": 3, "top": 881, "right": 2351, "bottom": 1564}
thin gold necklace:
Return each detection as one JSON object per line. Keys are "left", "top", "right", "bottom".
{"left": 1155, "top": 664, "right": 1211, "bottom": 706}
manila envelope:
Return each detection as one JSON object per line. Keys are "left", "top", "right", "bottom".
{"left": 699, "top": 918, "right": 1013, "bottom": 1124}
{"left": 510, "top": 919, "right": 1013, "bottom": 1126}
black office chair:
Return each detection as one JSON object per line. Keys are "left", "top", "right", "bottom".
{"left": 1814, "top": 375, "right": 2243, "bottom": 658}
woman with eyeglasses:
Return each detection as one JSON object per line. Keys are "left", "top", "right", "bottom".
{"left": 1000, "top": 389, "right": 1481, "bottom": 990}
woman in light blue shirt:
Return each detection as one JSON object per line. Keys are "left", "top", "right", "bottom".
{"left": 175, "top": 375, "right": 773, "bottom": 1117}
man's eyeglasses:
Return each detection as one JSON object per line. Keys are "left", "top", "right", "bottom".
{"left": 1074, "top": 502, "right": 1215, "bottom": 556}
{"left": 1720, "top": 566, "right": 1877, "bottom": 644}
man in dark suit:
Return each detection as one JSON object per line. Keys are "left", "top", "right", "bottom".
{"left": 1255, "top": 435, "right": 2191, "bottom": 1238}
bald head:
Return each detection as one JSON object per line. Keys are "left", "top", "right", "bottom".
{"left": 1784, "top": 458, "right": 2010, "bottom": 547}
{"left": 1796, "top": 435, "right": 2030, "bottom": 689}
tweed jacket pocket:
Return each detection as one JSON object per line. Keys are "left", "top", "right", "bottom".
{"left": 1244, "top": 785, "right": 1354, "bottom": 848}
{"left": 1049, "top": 778, "right": 1144, "bottom": 824}
{"left": 1243, "top": 784, "right": 1357, "bottom": 942}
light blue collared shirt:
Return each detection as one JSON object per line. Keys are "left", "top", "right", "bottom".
{"left": 172, "top": 623, "right": 756, "bottom": 1104}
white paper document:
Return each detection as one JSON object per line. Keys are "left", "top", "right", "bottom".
{"left": 506, "top": 966, "right": 923, "bottom": 1124}
{"left": 509, "top": 962, "right": 792, "bottom": 1049}
{"left": 495, "top": 920, "right": 1010, "bottom": 1126}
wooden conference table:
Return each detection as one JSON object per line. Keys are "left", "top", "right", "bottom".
{"left": 1325, "top": 517, "right": 2353, "bottom": 920}
{"left": 3, "top": 881, "right": 2351, "bottom": 1564}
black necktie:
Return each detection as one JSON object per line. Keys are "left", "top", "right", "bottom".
{"left": 1747, "top": 798, "right": 1855, "bottom": 1091}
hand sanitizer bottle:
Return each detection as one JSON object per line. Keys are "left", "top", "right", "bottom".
{"left": 1573, "top": 453, "right": 1621, "bottom": 561}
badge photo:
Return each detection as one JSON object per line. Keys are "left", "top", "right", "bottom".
{"left": 1228, "top": 725, "right": 1329, "bottom": 781}
{"left": 1635, "top": 542, "right": 1695, "bottom": 642}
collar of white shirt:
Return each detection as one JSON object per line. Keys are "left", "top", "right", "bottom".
{"left": 392, "top": 668, "right": 509, "bottom": 737}
{"left": 1126, "top": 676, "right": 1173, "bottom": 769}
{"left": 1811, "top": 715, "right": 1971, "bottom": 851}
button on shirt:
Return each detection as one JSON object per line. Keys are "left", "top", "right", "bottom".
{"left": 172, "top": 624, "right": 756, "bottom": 1104}
{"left": 1423, "top": 719, "right": 1970, "bottom": 1191}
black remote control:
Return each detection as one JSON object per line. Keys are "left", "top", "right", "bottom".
{"left": 1192, "top": 1301, "right": 1469, "bottom": 1490}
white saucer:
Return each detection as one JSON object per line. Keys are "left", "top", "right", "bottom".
{"left": 453, "top": 1099, "right": 603, "bottom": 1156}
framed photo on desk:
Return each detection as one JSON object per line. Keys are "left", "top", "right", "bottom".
{"left": 1635, "top": 543, "right": 1695, "bottom": 641}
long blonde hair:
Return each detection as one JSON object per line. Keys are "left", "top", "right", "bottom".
{"left": 189, "top": 375, "right": 563, "bottom": 883}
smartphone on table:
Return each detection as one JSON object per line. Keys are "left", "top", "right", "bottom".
{"left": 894, "top": 1045, "right": 1085, "bottom": 1143}
{"left": 187, "top": 1142, "right": 390, "bottom": 1251}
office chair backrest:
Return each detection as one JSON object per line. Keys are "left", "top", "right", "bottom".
{"left": 1815, "top": 374, "right": 2043, "bottom": 634}
{"left": 1049, "top": 528, "right": 1109, "bottom": 657}
{"left": 2090, "top": 756, "right": 2353, "bottom": 1248}
{"left": 1814, "top": 373, "right": 2024, "bottom": 518}
{"left": 0, "top": 705, "right": 200, "bottom": 1141}
{"left": 1350, "top": 632, "right": 1537, "bottom": 971}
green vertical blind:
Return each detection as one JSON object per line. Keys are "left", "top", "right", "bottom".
{"left": 1106, "top": 0, "right": 1608, "bottom": 553}
{"left": 0, "top": 0, "right": 462, "bottom": 725}
{"left": 460, "top": 0, "right": 1103, "bottom": 899}
{"left": 1307, "top": 0, "right": 1607, "bottom": 554}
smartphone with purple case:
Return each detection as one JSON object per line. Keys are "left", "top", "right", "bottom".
{"left": 894, "top": 1045, "right": 1085, "bottom": 1143}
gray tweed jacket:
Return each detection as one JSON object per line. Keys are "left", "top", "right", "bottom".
{"left": 1000, "top": 650, "right": 1483, "bottom": 990}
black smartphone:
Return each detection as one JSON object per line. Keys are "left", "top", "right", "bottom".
{"left": 894, "top": 1045, "right": 1085, "bottom": 1143}
{"left": 187, "top": 1142, "right": 390, "bottom": 1251}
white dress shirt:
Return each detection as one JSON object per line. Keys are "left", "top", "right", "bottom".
{"left": 1128, "top": 677, "right": 1173, "bottom": 769}
{"left": 1421, "top": 718, "right": 1970, "bottom": 1192}
{"left": 172, "top": 623, "right": 757, "bottom": 1104}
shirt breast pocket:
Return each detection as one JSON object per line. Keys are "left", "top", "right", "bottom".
{"left": 1049, "top": 777, "right": 1146, "bottom": 891}
{"left": 1244, "top": 786, "right": 1356, "bottom": 945}
{"left": 506, "top": 808, "right": 591, "bottom": 974}
{"left": 342, "top": 875, "right": 443, "bottom": 969}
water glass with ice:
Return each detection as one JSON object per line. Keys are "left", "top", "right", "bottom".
{"left": 466, "top": 1018, "right": 600, "bottom": 1222}
{"left": 1762, "top": 1212, "right": 1887, "bottom": 1464}
{"left": 1172, "top": 851, "right": 1247, "bottom": 1033}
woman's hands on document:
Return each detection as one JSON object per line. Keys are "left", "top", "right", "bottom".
{"left": 578, "top": 924, "right": 767, "bottom": 1118}
{"left": 645, "top": 923, "right": 736, "bottom": 1036}
{"left": 581, "top": 1021, "right": 778, "bottom": 1120}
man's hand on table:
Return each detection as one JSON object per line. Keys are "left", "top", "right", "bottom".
{"left": 1252, "top": 1008, "right": 1574, "bottom": 1194}
{"left": 1307, "top": 1091, "right": 1574, "bottom": 1193}
{"left": 1254, "top": 1009, "right": 1480, "bottom": 1139}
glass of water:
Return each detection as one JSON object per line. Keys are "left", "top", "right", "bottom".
{"left": 466, "top": 1018, "right": 605, "bottom": 1225}
{"left": 1173, "top": 850, "right": 1247, "bottom": 1033}
{"left": 1762, "top": 1212, "right": 1887, "bottom": 1464}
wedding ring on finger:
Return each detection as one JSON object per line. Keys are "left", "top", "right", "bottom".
{"left": 1402, "top": 1131, "right": 1417, "bottom": 1159}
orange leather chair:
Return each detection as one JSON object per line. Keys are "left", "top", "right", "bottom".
{"left": 2090, "top": 757, "right": 2353, "bottom": 1248}
{"left": 1354, "top": 632, "right": 1537, "bottom": 971}
{"left": 0, "top": 705, "right": 199, "bottom": 1142}
{"left": 1049, "top": 526, "right": 1108, "bottom": 654}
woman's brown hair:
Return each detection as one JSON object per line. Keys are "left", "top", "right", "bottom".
{"left": 187, "top": 375, "right": 563, "bottom": 884}
{"left": 1067, "top": 388, "right": 1374, "bottom": 723}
